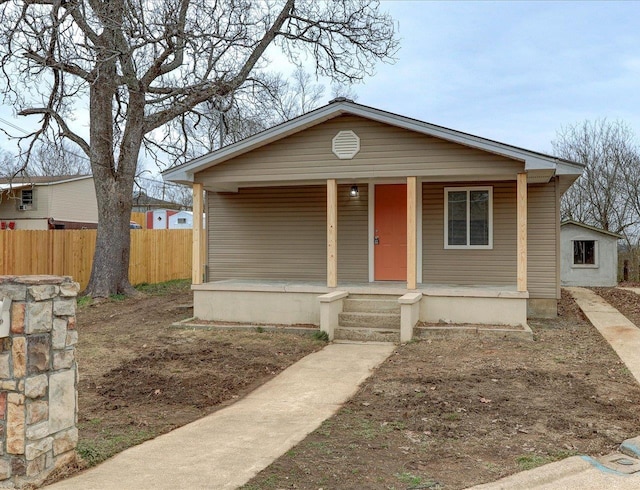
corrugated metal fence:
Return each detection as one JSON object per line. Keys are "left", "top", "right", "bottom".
{"left": 0, "top": 229, "right": 192, "bottom": 290}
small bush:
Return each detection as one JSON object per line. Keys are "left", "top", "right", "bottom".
{"left": 76, "top": 442, "right": 103, "bottom": 467}
{"left": 312, "top": 330, "right": 329, "bottom": 342}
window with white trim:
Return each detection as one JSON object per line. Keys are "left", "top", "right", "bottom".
{"left": 573, "top": 240, "right": 597, "bottom": 267}
{"left": 19, "top": 189, "right": 34, "bottom": 210}
{"left": 444, "top": 187, "right": 493, "bottom": 249}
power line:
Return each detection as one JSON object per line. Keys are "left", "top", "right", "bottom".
{"left": 0, "top": 116, "right": 30, "bottom": 135}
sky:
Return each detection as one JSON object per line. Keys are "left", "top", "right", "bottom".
{"left": 1, "top": 0, "right": 639, "bottom": 162}
{"left": 351, "top": 0, "right": 640, "bottom": 154}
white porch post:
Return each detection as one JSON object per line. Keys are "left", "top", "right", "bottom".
{"left": 327, "top": 179, "right": 338, "bottom": 288}
{"left": 192, "top": 182, "right": 204, "bottom": 285}
{"left": 517, "top": 172, "right": 527, "bottom": 292}
{"left": 407, "top": 176, "right": 417, "bottom": 290}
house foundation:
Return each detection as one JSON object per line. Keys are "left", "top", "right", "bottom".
{"left": 193, "top": 280, "right": 530, "bottom": 338}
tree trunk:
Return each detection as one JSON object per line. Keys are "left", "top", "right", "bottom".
{"left": 83, "top": 174, "right": 137, "bottom": 297}
{"left": 83, "top": 105, "right": 142, "bottom": 297}
{"left": 83, "top": 26, "right": 140, "bottom": 298}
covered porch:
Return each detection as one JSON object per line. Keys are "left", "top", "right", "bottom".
{"left": 191, "top": 174, "right": 529, "bottom": 292}
{"left": 189, "top": 173, "right": 530, "bottom": 339}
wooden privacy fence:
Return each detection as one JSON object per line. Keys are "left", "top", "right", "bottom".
{"left": 0, "top": 229, "right": 192, "bottom": 290}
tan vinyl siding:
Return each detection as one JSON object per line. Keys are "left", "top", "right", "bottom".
{"left": 528, "top": 180, "right": 558, "bottom": 299}
{"left": 338, "top": 184, "right": 368, "bottom": 282}
{"left": 207, "top": 186, "right": 327, "bottom": 281}
{"left": 422, "top": 181, "right": 517, "bottom": 286}
{"left": 0, "top": 186, "right": 51, "bottom": 220}
{"left": 198, "top": 116, "right": 524, "bottom": 185}
{"left": 207, "top": 184, "right": 368, "bottom": 282}
{"left": 49, "top": 178, "right": 98, "bottom": 223}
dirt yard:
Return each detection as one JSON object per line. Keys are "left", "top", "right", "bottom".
{"left": 46, "top": 281, "right": 326, "bottom": 483}
{"left": 46, "top": 285, "right": 640, "bottom": 489}
{"left": 243, "top": 290, "right": 640, "bottom": 490}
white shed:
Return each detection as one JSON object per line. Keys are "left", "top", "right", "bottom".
{"left": 168, "top": 210, "right": 193, "bottom": 229}
{"left": 560, "top": 221, "right": 621, "bottom": 287}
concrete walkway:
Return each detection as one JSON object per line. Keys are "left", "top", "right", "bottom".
{"left": 569, "top": 287, "right": 640, "bottom": 385}
{"left": 619, "top": 286, "right": 640, "bottom": 296}
{"left": 46, "top": 342, "right": 394, "bottom": 490}
{"left": 469, "top": 286, "right": 640, "bottom": 489}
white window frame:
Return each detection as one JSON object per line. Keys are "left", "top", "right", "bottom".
{"left": 19, "top": 189, "right": 34, "bottom": 210}
{"left": 444, "top": 186, "right": 493, "bottom": 250}
{"left": 571, "top": 239, "right": 599, "bottom": 269}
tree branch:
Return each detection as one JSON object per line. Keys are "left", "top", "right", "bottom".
{"left": 23, "top": 50, "right": 94, "bottom": 82}
{"left": 18, "top": 107, "right": 90, "bottom": 156}
{"left": 143, "top": 0, "right": 295, "bottom": 132}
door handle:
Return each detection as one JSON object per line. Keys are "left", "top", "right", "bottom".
{"left": 374, "top": 236, "right": 380, "bottom": 245}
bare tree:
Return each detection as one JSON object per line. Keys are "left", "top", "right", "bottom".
{"left": 134, "top": 174, "right": 193, "bottom": 208}
{"left": 30, "top": 142, "right": 90, "bottom": 176}
{"left": 271, "top": 67, "right": 326, "bottom": 122}
{"left": 1, "top": 141, "right": 89, "bottom": 177}
{"left": 0, "top": 0, "right": 398, "bottom": 297}
{"left": 553, "top": 119, "right": 639, "bottom": 235}
{"left": 180, "top": 67, "right": 327, "bottom": 157}
{"left": 0, "top": 150, "right": 21, "bottom": 177}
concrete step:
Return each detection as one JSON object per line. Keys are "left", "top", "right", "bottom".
{"left": 338, "top": 311, "right": 401, "bottom": 329}
{"left": 334, "top": 326, "right": 400, "bottom": 343}
{"left": 342, "top": 297, "right": 400, "bottom": 314}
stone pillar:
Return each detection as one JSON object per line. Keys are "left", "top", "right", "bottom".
{"left": 0, "top": 276, "right": 79, "bottom": 488}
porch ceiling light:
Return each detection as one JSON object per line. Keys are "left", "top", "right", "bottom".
{"left": 350, "top": 185, "right": 359, "bottom": 198}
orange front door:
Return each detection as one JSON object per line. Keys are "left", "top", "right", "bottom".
{"left": 374, "top": 184, "right": 407, "bottom": 281}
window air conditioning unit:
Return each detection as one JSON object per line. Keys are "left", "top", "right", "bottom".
{"left": 18, "top": 204, "right": 29, "bottom": 211}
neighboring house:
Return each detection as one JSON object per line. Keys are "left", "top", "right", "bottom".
{"left": 163, "top": 99, "right": 583, "bottom": 335}
{"left": 146, "top": 209, "right": 200, "bottom": 229}
{"left": 560, "top": 220, "right": 621, "bottom": 287}
{"left": 132, "top": 191, "right": 185, "bottom": 213}
{"left": 146, "top": 209, "right": 178, "bottom": 229}
{"left": 0, "top": 175, "right": 98, "bottom": 229}
{"left": 168, "top": 211, "right": 194, "bottom": 229}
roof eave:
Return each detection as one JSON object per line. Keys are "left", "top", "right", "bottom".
{"left": 162, "top": 100, "right": 582, "bottom": 183}
{"left": 162, "top": 104, "right": 350, "bottom": 183}
{"left": 561, "top": 220, "right": 623, "bottom": 239}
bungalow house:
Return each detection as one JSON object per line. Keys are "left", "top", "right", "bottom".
{"left": 0, "top": 175, "right": 98, "bottom": 229}
{"left": 163, "top": 99, "right": 583, "bottom": 340}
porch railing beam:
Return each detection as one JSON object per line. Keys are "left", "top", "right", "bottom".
{"left": 327, "top": 179, "right": 338, "bottom": 288}
{"left": 407, "top": 176, "right": 417, "bottom": 290}
{"left": 517, "top": 172, "right": 527, "bottom": 292}
{"left": 192, "top": 182, "right": 204, "bottom": 285}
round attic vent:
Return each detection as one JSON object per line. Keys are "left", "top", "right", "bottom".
{"left": 332, "top": 130, "right": 360, "bottom": 160}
